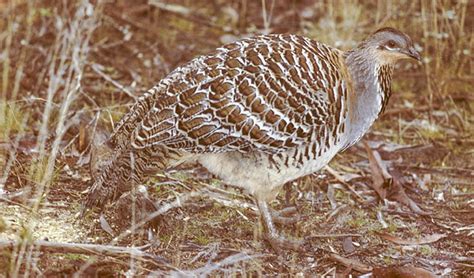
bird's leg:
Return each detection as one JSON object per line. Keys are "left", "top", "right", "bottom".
{"left": 257, "top": 200, "right": 304, "bottom": 251}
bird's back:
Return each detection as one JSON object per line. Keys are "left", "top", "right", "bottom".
{"left": 110, "top": 34, "right": 351, "bottom": 157}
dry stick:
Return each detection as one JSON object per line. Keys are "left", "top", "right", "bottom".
{"left": 0, "top": 240, "right": 166, "bottom": 266}
{"left": 307, "top": 233, "right": 362, "bottom": 239}
{"left": 323, "top": 166, "right": 367, "bottom": 203}
{"left": 328, "top": 253, "right": 372, "bottom": 273}
{"left": 147, "top": 0, "right": 226, "bottom": 31}
{"left": 0, "top": 196, "right": 35, "bottom": 213}
{"left": 325, "top": 204, "right": 347, "bottom": 223}
{"left": 91, "top": 63, "right": 136, "bottom": 99}
{"left": 160, "top": 252, "right": 264, "bottom": 277}
{"left": 205, "top": 190, "right": 257, "bottom": 211}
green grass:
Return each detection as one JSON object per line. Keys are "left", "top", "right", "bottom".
{"left": 0, "top": 101, "right": 27, "bottom": 141}
{"left": 346, "top": 209, "right": 370, "bottom": 229}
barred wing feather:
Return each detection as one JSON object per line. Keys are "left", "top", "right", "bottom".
{"left": 110, "top": 34, "right": 349, "bottom": 155}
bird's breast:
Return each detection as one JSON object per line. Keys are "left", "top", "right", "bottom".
{"left": 196, "top": 142, "right": 341, "bottom": 201}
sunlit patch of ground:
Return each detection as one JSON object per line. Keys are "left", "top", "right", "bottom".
{"left": 0, "top": 202, "right": 87, "bottom": 243}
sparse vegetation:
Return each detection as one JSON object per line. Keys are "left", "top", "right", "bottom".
{"left": 0, "top": 0, "right": 472, "bottom": 276}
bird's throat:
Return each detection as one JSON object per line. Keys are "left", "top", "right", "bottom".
{"left": 343, "top": 50, "right": 394, "bottom": 149}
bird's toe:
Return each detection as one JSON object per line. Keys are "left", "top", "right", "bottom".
{"left": 271, "top": 206, "right": 300, "bottom": 225}
{"left": 264, "top": 233, "right": 305, "bottom": 252}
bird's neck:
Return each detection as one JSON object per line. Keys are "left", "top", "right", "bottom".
{"left": 343, "top": 48, "right": 394, "bottom": 148}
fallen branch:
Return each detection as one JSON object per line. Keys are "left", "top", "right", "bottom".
{"left": 151, "top": 252, "right": 263, "bottom": 276}
{"left": 0, "top": 240, "right": 167, "bottom": 266}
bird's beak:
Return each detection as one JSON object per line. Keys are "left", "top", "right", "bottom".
{"left": 404, "top": 47, "right": 421, "bottom": 62}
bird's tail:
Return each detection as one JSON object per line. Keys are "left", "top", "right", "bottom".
{"left": 83, "top": 148, "right": 139, "bottom": 210}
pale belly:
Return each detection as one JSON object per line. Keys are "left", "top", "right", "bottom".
{"left": 195, "top": 145, "right": 341, "bottom": 201}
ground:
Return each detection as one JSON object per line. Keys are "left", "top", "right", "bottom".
{"left": 0, "top": 0, "right": 473, "bottom": 276}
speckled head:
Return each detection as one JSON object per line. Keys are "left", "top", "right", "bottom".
{"left": 363, "top": 27, "right": 421, "bottom": 64}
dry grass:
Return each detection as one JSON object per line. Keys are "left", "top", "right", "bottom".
{"left": 0, "top": 0, "right": 472, "bottom": 276}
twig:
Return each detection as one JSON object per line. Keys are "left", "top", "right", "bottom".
{"left": 307, "top": 233, "right": 362, "bottom": 239}
{"left": 324, "top": 166, "right": 367, "bottom": 203}
{"left": 328, "top": 253, "right": 372, "bottom": 273}
{"left": 0, "top": 195, "right": 35, "bottom": 213}
{"left": 204, "top": 189, "right": 257, "bottom": 211}
{"left": 155, "top": 252, "right": 263, "bottom": 276}
{"left": 147, "top": 0, "right": 226, "bottom": 31}
{"left": 0, "top": 240, "right": 167, "bottom": 266}
{"left": 325, "top": 204, "right": 348, "bottom": 223}
{"left": 91, "top": 63, "right": 136, "bottom": 99}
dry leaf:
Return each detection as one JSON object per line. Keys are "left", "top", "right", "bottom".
{"left": 364, "top": 141, "right": 391, "bottom": 199}
{"left": 364, "top": 142, "right": 429, "bottom": 215}
{"left": 342, "top": 236, "right": 355, "bottom": 253}
{"left": 373, "top": 266, "right": 437, "bottom": 278}
{"left": 99, "top": 214, "right": 115, "bottom": 237}
{"left": 388, "top": 168, "right": 429, "bottom": 215}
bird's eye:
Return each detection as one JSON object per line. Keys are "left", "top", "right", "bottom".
{"left": 386, "top": 40, "right": 398, "bottom": 49}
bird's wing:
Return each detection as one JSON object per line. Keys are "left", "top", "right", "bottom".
{"left": 112, "top": 34, "right": 350, "bottom": 154}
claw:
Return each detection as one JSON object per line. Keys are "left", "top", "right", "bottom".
{"left": 264, "top": 234, "right": 304, "bottom": 252}
{"left": 257, "top": 200, "right": 304, "bottom": 252}
{"left": 275, "top": 206, "right": 298, "bottom": 217}
{"left": 271, "top": 206, "right": 300, "bottom": 225}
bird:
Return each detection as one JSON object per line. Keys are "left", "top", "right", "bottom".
{"left": 84, "top": 27, "right": 421, "bottom": 250}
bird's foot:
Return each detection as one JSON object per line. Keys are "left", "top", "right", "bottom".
{"left": 271, "top": 206, "right": 300, "bottom": 225}
{"left": 264, "top": 233, "right": 305, "bottom": 252}
{"left": 257, "top": 200, "right": 304, "bottom": 252}
{"left": 81, "top": 179, "right": 117, "bottom": 216}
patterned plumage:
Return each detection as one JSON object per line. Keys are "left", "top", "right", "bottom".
{"left": 84, "top": 27, "right": 420, "bottom": 250}
{"left": 118, "top": 34, "right": 347, "bottom": 154}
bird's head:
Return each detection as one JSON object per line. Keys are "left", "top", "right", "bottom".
{"left": 363, "top": 27, "right": 421, "bottom": 65}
